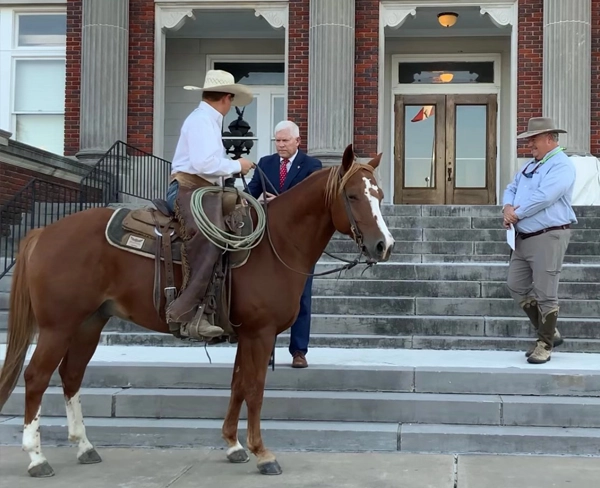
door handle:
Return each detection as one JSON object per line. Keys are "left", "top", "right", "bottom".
{"left": 447, "top": 166, "right": 452, "bottom": 182}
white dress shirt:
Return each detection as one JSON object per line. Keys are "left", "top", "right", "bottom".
{"left": 171, "top": 101, "right": 241, "bottom": 185}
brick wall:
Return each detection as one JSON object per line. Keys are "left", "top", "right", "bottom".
{"left": 64, "top": 0, "right": 82, "bottom": 156}
{"left": 354, "top": 0, "right": 379, "bottom": 158}
{"left": 517, "top": 0, "right": 543, "bottom": 157}
{"left": 128, "top": 0, "right": 155, "bottom": 153}
{"left": 287, "top": 0, "right": 309, "bottom": 150}
{"left": 591, "top": 1, "right": 600, "bottom": 157}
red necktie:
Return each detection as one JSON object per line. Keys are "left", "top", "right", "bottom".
{"left": 279, "top": 159, "right": 289, "bottom": 191}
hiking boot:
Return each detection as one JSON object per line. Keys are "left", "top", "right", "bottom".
{"left": 525, "top": 329, "right": 563, "bottom": 357}
{"left": 527, "top": 340, "right": 552, "bottom": 364}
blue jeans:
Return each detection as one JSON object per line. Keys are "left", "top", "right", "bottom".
{"left": 166, "top": 180, "right": 179, "bottom": 213}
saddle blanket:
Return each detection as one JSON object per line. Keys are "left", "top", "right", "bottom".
{"left": 105, "top": 206, "right": 182, "bottom": 264}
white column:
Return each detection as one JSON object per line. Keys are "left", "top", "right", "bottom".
{"left": 77, "top": 0, "right": 129, "bottom": 163}
{"left": 543, "top": 0, "right": 591, "bottom": 155}
{"left": 307, "top": 0, "right": 354, "bottom": 165}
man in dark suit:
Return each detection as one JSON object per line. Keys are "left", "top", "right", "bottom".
{"left": 246, "top": 120, "right": 322, "bottom": 368}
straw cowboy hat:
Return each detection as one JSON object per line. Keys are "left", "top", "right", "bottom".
{"left": 183, "top": 69, "right": 253, "bottom": 107}
{"left": 517, "top": 117, "right": 567, "bottom": 139}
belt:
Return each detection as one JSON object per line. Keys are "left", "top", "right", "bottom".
{"left": 518, "top": 224, "right": 570, "bottom": 240}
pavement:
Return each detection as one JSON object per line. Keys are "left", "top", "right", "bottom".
{"left": 1, "top": 447, "right": 600, "bottom": 487}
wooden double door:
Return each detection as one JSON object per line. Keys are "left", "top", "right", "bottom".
{"left": 394, "top": 94, "right": 497, "bottom": 205}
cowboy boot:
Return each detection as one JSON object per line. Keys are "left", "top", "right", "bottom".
{"left": 521, "top": 299, "right": 563, "bottom": 357}
{"left": 528, "top": 309, "right": 559, "bottom": 364}
{"left": 165, "top": 187, "right": 224, "bottom": 338}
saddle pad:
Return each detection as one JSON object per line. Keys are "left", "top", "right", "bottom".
{"left": 105, "top": 207, "right": 183, "bottom": 264}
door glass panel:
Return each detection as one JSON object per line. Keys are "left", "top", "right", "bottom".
{"left": 222, "top": 97, "right": 258, "bottom": 161}
{"left": 271, "top": 96, "right": 285, "bottom": 153}
{"left": 404, "top": 105, "right": 436, "bottom": 188}
{"left": 455, "top": 105, "right": 487, "bottom": 188}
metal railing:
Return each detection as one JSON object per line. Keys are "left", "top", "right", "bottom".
{"left": 0, "top": 179, "right": 84, "bottom": 278}
{"left": 79, "top": 141, "right": 172, "bottom": 208}
{"left": 0, "top": 141, "right": 173, "bottom": 279}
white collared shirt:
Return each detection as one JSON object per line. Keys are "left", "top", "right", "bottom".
{"left": 280, "top": 150, "right": 299, "bottom": 172}
{"left": 171, "top": 101, "right": 241, "bottom": 184}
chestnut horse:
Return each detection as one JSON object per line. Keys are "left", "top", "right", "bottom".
{"left": 0, "top": 144, "right": 394, "bottom": 478}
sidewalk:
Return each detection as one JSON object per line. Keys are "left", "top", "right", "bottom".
{"left": 1, "top": 447, "right": 600, "bottom": 487}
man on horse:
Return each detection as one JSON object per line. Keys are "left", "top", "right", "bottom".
{"left": 164, "top": 69, "right": 254, "bottom": 340}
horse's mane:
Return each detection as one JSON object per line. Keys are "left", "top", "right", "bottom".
{"left": 324, "top": 161, "right": 375, "bottom": 207}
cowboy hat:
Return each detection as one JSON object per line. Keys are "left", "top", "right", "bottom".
{"left": 517, "top": 117, "right": 567, "bottom": 139}
{"left": 183, "top": 69, "right": 253, "bottom": 107}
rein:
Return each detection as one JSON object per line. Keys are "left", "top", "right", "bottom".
{"left": 238, "top": 164, "right": 371, "bottom": 278}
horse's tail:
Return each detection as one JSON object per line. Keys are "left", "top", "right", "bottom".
{"left": 0, "top": 228, "right": 41, "bottom": 410}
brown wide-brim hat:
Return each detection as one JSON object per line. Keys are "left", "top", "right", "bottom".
{"left": 517, "top": 117, "right": 567, "bottom": 139}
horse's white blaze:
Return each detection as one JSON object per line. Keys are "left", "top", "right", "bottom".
{"left": 65, "top": 391, "right": 94, "bottom": 458}
{"left": 362, "top": 177, "right": 395, "bottom": 253}
{"left": 22, "top": 406, "right": 47, "bottom": 469}
{"left": 227, "top": 440, "right": 244, "bottom": 456}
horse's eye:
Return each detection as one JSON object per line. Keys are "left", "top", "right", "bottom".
{"left": 348, "top": 195, "right": 359, "bottom": 201}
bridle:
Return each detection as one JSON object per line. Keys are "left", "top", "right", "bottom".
{"left": 238, "top": 163, "right": 373, "bottom": 278}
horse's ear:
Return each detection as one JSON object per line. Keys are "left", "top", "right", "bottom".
{"left": 368, "top": 153, "right": 383, "bottom": 170}
{"left": 341, "top": 144, "right": 354, "bottom": 173}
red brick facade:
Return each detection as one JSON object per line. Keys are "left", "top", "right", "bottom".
{"left": 516, "top": 0, "right": 543, "bottom": 157}
{"left": 591, "top": 2, "right": 600, "bottom": 157}
{"left": 354, "top": 0, "right": 379, "bottom": 158}
{"left": 128, "top": 0, "right": 155, "bottom": 153}
{"left": 64, "top": 0, "right": 82, "bottom": 156}
{"left": 287, "top": 0, "right": 310, "bottom": 150}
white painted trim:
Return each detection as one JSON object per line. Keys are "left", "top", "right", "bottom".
{"left": 152, "top": 1, "right": 289, "bottom": 158}
{"left": 206, "top": 53, "right": 285, "bottom": 67}
{"left": 378, "top": 0, "right": 518, "bottom": 204}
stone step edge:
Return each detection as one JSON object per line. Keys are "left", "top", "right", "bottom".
{"left": 9, "top": 385, "right": 600, "bottom": 403}
{"left": 3, "top": 417, "right": 600, "bottom": 456}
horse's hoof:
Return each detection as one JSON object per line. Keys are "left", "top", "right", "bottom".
{"left": 227, "top": 449, "right": 250, "bottom": 464}
{"left": 28, "top": 461, "right": 55, "bottom": 478}
{"left": 78, "top": 448, "right": 102, "bottom": 464}
{"left": 258, "top": 460, "right": 282, "bottom": 475}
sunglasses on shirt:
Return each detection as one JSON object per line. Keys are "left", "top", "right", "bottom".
{"left": 521, "top": 161, "right": 542, "bottom": 179}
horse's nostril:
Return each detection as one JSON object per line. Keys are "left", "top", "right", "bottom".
{"left": 376, "top": 241, "right": 385, "bottom": 255}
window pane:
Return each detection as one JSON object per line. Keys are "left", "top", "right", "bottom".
{"left": 398, "top": 62, "right": 494, "bottom": 84}
{"left": 271, "top": 96, "right": 284, "bottom": 133}
{"left": 214, "top": 62, "right": 284, "bottom": 85}
{"left": 18, "top": 14, "right": 66, "bottom": 47}
{"left": 15, "top": 59, "right": 66, "bottom": 112}
{"left": 404, "top": 105, "right": 436, "bottom": 188}
{"left": 455, "top": 105, "right": 487, "bottom": 188}
{"left": 16, "top": 114, "right": 65, "bottom": 155}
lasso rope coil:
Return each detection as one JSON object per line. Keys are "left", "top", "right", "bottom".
{"left": 189, "top": 186, "right": 266, "bottom": 251}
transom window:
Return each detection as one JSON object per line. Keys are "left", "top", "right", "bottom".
{"left": 398, "top": 61, "right": 494, "bottom": 84}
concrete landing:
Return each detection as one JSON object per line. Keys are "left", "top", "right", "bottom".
{"left": 1, "top": 447, "right": 600, "bottom": 488}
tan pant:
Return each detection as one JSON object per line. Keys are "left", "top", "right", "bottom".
{"left": 506, "top": 229, "right": 571, "bottom": 318}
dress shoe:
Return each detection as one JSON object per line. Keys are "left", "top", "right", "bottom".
{"left": 291, "top": 352, "right": 308, "bottom": 368}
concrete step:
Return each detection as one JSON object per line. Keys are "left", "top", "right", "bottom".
{"left": 2, "top": 416, "right": 600, "bottom": 455}
{"left": 326, "top": 239, "right": 600, "bottom": 255}
{"left": 5, "top": 386, "right": 600, "bottom": 429}
{"left": 379, "top": 205, "right": 600, "bottom": 218}
{"left": 311, "top": 296, "right": 600, "bottom": 317}
{"left": 313, "top": 262, "right": 600, "bottom": 282}
{"left": 7, "top": 345, "right": 600, "bottom": 397}
{"left": 312, "top": 279, "right": 600, "bottom": 300}
{"left": 320, "top": 253, "right": 600, "bottom": 264}
{"left": 370, "top": 216, "right": 600, "bottom": 230}
{"left": 92, "top": 332, "right": 600, "bottom": 353}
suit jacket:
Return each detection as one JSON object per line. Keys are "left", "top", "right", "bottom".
{"left": 247, "top": 150, "right": 323, "bottom": 199}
